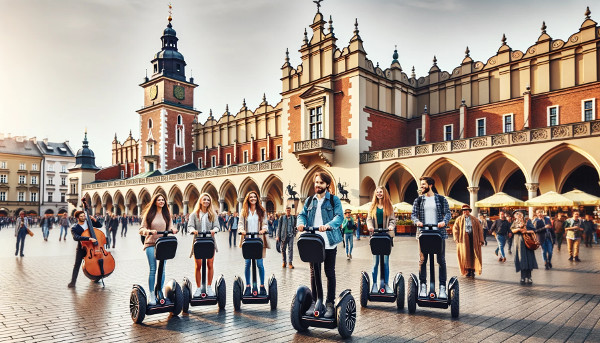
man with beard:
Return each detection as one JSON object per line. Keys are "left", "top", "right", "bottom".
{"left": 297, "top": 172, "right": 344, "bottom": 318}
{"left": 411, "top": 176, "right": 451, "bottom": 299}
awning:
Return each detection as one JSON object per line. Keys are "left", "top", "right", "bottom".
{"left": 475, "top": 192, "right": 525, "bottom": 208}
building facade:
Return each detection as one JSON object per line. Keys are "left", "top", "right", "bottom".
{"left": 67, "top": 132, "right": 100, "bottom": 215}
{"left": 80, "top": 6, "right": 600, "bottom": 218}
{"left": 37, "top": 139, "right": 75, "bottom": 215}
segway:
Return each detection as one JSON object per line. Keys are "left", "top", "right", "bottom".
{"left": 182, "top": 231, "right": 226, "bottom": 313}
{"left": 232, "top": 232, "right": 277, "bottom": 311}
{"left": 360, "top": 228, "right": 404, "bottom": 310}
{"left": 130, "top": 230, "right": 183, "bottom": 324}
{"left": 407, "top": 225, "right": 459, "bottom": 318}
{"left": 290, "top": 227, "right": 356, "bottom": 338}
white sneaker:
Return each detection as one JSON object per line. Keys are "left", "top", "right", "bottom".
{"left": 439, "top": 285, "right": 447, "bottom": 299}
{"left": 384, "top": 284, "right": 393, "bottom": 294}
{"left": 148, "top": 295, "right": 157, "bottom": 306}
{"left": 206, "top": 285, "right": 215, "bottom": 297}
{"left": 371, "top": 283, "right": 378, "bottom": 293}
{"left": 419, "top": 283, "right": 427, "bottom": 297}
{"left": 193, "top": 287, "right": 203, "bottom": 298}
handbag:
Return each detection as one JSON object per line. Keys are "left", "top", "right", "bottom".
{"left": 522, "top": 231, "right": 540, "bottom": 250}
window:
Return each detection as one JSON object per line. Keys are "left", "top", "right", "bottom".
{"left": 19, "top": 175, "right": 25, "bottom": 184}
{"left": 31, "top": 176, "right": 38, "bottom": 185}
{"left": 47, "top": 192, "right": 53, "bottom": 202}
{"left": 61, "top": 165, "right": 67, "bottom": 173}
{"left": 147, "top": 143, "right": 154, "bottom": 156}
{"left": 476, "top": 118, "right": 486, "bottom": 137}
{"left": 0, "top": 191, "right": 5, "bottom": 201}
{"left": 444, "top": 124, "right": 453, "bottom": 141}
{"left": 503, "top": 114, "right": 514, "bottom": 133}
{"left": 0, "top": 161, "right": 6, "bottom": 169}
{"left": 177, "top": 115, "right": 182, "bottom": 125}
{"left": 226, "top": 154, "right": 231, "bottom": 166}
{"left": 198, "top": 157, "right": 203, "bottom": 168}
{"left": 31, "top": 192, "right": 37, "bottom": 202}
{"left": 582, "top": 99, "right": 595, "bottom": 121}
{"left": 211, "top": 156, "right": 216, "bottom": 168}
{"left": 71, "top": 184, "right": 77, "bottom": 194}
{"left": 176, "top": 127, "right": 182, "bottom": 147}
{"left": 154, "top": 64, "right": 157, "bottom": 73}
{"left": 0, "top": 175, "right": 6, "bottom": 183}
{"left": 277, "top": 145, "right": 282, "bottom": 159}
{"left": 32, "top": 163, "right": 38, "bottom": 171}
{"left": 148, "top": 118, "right": 153, "bottom": 129}
{"left": 48, "top": 178, "right": 54, "bottom": 186}
{"left": 61, "top": 177, "right": 66, "bottom": 186}
{"left": 243, "top": 151, "right": 248, "bottom": 163}
{"left": 18, "top": 192, "right": 24, "bottom": 202}
{"left": 19, "top": 163, "right": 26, "bottom": 170}
{"left": 261, "top": 148, "right": 266, "bottom": 161}
{"left": 61, "top": 193, "right": 66, "bottom": 202}
{"left": 416, "top": 128, "right": 423, "bottom": 144}
{"left": 309, "top": 106, "right": 323, "bottom": 139}
{"left": 120, "top": 170, "right": 125, "bottom": 179}
{"left": 48, "top": 164, "right": 54, "bottom": 172}
{"left": 176, "top": 64, "right": 181, "bottom": 72}
{"left": 547, "top": 106, "right": 559, "bottom": 126}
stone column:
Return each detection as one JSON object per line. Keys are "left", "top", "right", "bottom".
{"left": 467, "top": 187, "right": 479, "bottom": 217}
{"left": 238, "top": 198, "right": 244, "bottom": 213}
{"left": 525, "top": 183, "right": 539, "bottom": 218}
{"left": 168, "top": 202, "right": 174, "bottom": 215}
{"left": 183, "top": 201, "right": 189, "bottom": 215}
{"left": 219, "top": 199, "right": 225, "bottom": 213}
{"left": 261, "top": 197, "right": 268, "bottom": 211}
{"left": 102, "top": 205, "right": 107, "bottom": 216}
{"left": 137, "top": 205, "right": 142, "bottom": 217}
{"left": 124, "top": 203, "right": 130, "bottom": 215}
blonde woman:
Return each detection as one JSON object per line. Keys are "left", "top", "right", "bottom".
{"left": 238, "top": 191, "right": 269, "bottom": 296}
{"left": 366, "top": 186, "right": 396, "bottom": 293}
{"left": 187, "top": 193, "right": 220, "bottom": 297}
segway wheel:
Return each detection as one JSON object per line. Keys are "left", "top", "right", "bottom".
{"left": 130, "top": 288, "right": 146, "bottom": 324}
{"left": 170, "top": 283, "right": 184, "bottom": 316}
{"left": 269, "top": 279, "right": 278, "bottom": 310}
{"left": 182, "top": 285, "right": 190, "bottom": 314}
{"left": 450, "top": 282, "right": 459, "bottom": 318}
{"left": 337, "top": 295, "right": 356, "bottom": 338}
{"left": 407, "top": 277, "right": 417, "bottom": 314}
{"left": 359, "top": 275, "right": 369, "bottom": 308}
{"left": 396, "top": 275, "right": 405, "bottom": 311}
{"left": 233, "top": 281, "right": 242, "bottom": 311}
{"left": 217, "top": 280, "right": 227, "bottom": 310}
{"left": 290, "top": 293, "right": 309, "bottom": 332}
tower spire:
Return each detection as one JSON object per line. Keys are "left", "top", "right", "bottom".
{"left": 168, "top": 3, "right": 172, "bottom": 22}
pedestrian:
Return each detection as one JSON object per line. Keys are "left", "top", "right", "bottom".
{"left": 187, "top": 192, "right": 220, "bottom": 297}
{"left": 453, "top": 204, "right": 484, "bottom": 278}
{"left": 490, "top": 210, "right": 511, "bottom": 262}
{"left": 138, "top": 194, "right": 178, "bottom": 305}
{"left": 218, "top": 213, "right": 226, "bottom": 232}
{"left": 268, "top": 214, "right": 275, "bottom": 237}
{"left": 506, "top": 214, "right": 514, "bottom": 254}
{"left": 553, "top": 213, "right": 566, "bottom": 252}
{"left": 564, "top": 211, "right": 584, "bottom": 262}
{"left": 511, "top": 211, "right": 538, "bottom": 285}
{"left": 366, "top": 186, "right": 396, "bottom": 292}
{"left": 356, "top": 214, "right": 361, "bottom": 240}
{"left": 58, "top": 213, "right": 70, "bottom": 241}
{"left": 121, "top": 214, "right": 128, "bottom": 237}
{"left": 238, "top": 190, "right": 270, "bottom": 296}
{"left": 104, "top": 212, "right": 112, "bottom": 249}
{"left": 14, "top": 211, "right": 30, "bottom": 257}
{"left": 227, "top": 212, "right": 239, "bottom": 247}
{"left": 411, "top": 176, "right": 452, "bottom": 299}
{"left": 531, "top": 209, "right": 555, "bottom": 270}
{"left": 276, "top": 206, "right": 297, "bottom": 268}
{"left": 108, "top": 213, "right": 119, "bottom": 248}
{"left": 582, "top": 214, "right": 596, "bottom": 248}
{"left": 40, "top": 213, "right": 53, "bottom": 241}
{"left": 297, "top": 172, "right": 344, "bottom": 318}
{"left": 67, "top": 211, "right": 102, "bottom": 288}
{"left": 342, "top": 209, "right": 355, "bottom": 260}
{"left": 477, "top": 213, "right": 489, "bottom": 246}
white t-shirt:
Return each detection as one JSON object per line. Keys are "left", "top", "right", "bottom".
{"left": 81, "top": 221, "right": 88, "bottom": 230}
{"left": 246, "top": 210, "right": 260, "bottom": 233}
{"left": 309, "top": 196, "right": 335, "bottom": 250}
{"left": 423, "top": 195, "right": 437, "bottom": 226}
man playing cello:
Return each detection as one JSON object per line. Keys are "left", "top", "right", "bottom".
{"left": 68, "top": 210, "right": 102, "bottom": 288}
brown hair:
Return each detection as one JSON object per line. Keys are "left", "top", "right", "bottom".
{"left": 314, "top": 171, "right": 332, "bottom": 191}
{"left": 142, "top": 193, "right": 171, "bottom": 228}
{"left": 241, "top": 191, "right": 265, "bottom": 225}
{"left": 74, "top": 210, "right": 84, "bottom": 218}
{"left": 419, "top": 176, "right": 435, "bottom": 186}
{"left": 369, "top": 186, "right": 393, "bottom": 218}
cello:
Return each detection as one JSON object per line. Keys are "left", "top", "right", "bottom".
{"left": 80, "top": 198, "right": 116, "bottom": 286}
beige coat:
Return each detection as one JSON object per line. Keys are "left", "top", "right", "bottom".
{"left": 452, "top": 214, "right": 484, "bottom": 276}
{"left": 366, "top": 209, "right": 397, "bottom": 232}
{"left": 187, "top": 211, "right": 220, "bottom": 258}
{"left": 238, "top": 215, "right": 270, "bottom": 258}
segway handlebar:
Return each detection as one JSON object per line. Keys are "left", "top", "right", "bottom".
{"left": 371, "top": 228, "right": 392, "bottom": 233}
{"left": 195, "top": 231, "right": 214, "bottom": 238}
{"left": 155, "top": 230, "right": 174, "bottom": 236}
{"left": 420, "top": 224, "right": 440, "bottom": 229}
{"left": 239, "top": 231, "right": 261, "bottom": 237}
{"left": 303, "top": 226, "right": 332, "bottom": 233}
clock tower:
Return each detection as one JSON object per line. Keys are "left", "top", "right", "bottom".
{"left": 137, "top": 8, "right": 199, "bottom": 174}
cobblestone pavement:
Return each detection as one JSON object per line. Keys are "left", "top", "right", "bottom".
{"left": 1, "top": 225, "right": 599, "bottom": 342}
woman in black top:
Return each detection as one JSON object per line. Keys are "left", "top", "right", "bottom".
{"left": 511, "top": 212, "right": 538, "bottom": 285}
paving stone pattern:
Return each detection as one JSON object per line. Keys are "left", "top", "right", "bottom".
{"left": 0, "top": 225, "right": 599, "bottom": 342}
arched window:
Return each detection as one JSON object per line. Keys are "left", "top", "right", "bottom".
{"left": 148, "top": 118, "right": 153, "bottom": 129}
{"left": 177, "top": 115, "right": 182, "bottom": 125}
{"left": 176, "top": 128, "right": 181, "bottom": 146}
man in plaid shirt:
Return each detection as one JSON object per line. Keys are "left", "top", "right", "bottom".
{"left": 411, "top": 177, "right": 452, "bottom": 299}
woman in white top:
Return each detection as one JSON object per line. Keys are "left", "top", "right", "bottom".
{"left": 238, "top": 191, "right": 269, "bottom": 296}
{"left": 187, "top": 193, "right": 220, "bottom": 297}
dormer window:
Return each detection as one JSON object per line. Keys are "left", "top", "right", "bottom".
{"left": 176, "top": 64, "right": 181, "bottom": 72}
{"left": 154, "top": 64, "right": 157, "bottom": 73}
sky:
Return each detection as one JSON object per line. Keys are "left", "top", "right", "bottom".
{"left": 0, "top": 0, "right": 593, "bottom": 167}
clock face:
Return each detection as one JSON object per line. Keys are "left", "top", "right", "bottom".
{"left": 149, "top": 85, "right": 158, "bottom": 100}
{"left": 173, "top": 85, "right": 185, "bottom": 100}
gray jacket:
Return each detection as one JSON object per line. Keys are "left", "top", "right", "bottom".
{"left": 276, "top": 215, "right": 297, "bottom": 242}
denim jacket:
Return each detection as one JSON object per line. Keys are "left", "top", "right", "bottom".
{"left": 297, "top": 191, "right": 344, "bottom": 246}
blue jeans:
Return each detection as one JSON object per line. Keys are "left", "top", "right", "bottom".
{"left": 541, "top": 239, "right": 553, "bottom": 263}
{"left": 60, "top": 225, "right": 68, "bottom": 239}
{"left": 356, "top": 227, "right": 360, "bottom": 239}
{"left": 42, "top": 225, "right": 49, "bottom": 240}
{"left": 145, "top": 247, "right": 165, "bottom": 293}
{"left": 495, "top": 235, "right": 507, "bottom": 258}
{"left": 372, "top": 255, "right": 390, "bottom": 285}
{"left": 15, "top": 228, "right": 27, "bottom": 255}
{"left": 344, "top": 233, "right": 353, "bottom": 255}
{"left": 245, "top": 258, "right": 265, "bottom": 286}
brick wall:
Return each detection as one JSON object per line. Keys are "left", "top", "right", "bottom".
{"left": 95, "top": 165, "right": 121, "bottom": 181}
{"left": 430, "top": 111, "right": 460, "bottom": 142}
{"left": 530, "top": 83, "right": 600, "bottom": 127}
{"left": 287, "top": 94, "right": 301, "bottom": 153}
{"left": 466, "top": 100, "right": 523, "bottom": 137}
{"left": 334, "top": 78, "right": 352, "bottom": 145}
{"left": 365, "top": 108, "right": 407, "bottom": 151}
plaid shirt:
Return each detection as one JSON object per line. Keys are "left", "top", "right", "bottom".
{"left": 411, "top": 193, "right": 451, "bottom": 239}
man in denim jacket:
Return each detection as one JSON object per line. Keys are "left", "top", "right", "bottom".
{"left": 297, "top": 172, "right": 344, "bottom": 318}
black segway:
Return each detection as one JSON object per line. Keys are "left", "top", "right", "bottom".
{"left": 232, "top": 232, "right": 277, "bottom": 311}
{"left": 290, "top": 227, "right": 356, "bottom": 338}
{"left": 407, "top": 225, "right": 459, "bottom": 318}
{"left": 360, "top": 228, "right": 404, "bottom": 310}
{"left": 182, "top": 231, "right": 226, "bottom": 313}
{"left": 130, "top": 230, "right": 183, "bottom": 324}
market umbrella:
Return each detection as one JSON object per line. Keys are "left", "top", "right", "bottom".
{"left": 445, "top": 196, "right": 467, "bottom": 210}
{"left": 393, "top": 202, "right": 413, "bottom": 213}
{"left": 475, "top": 192, "right": 525, "bottom": 208}
{"left": 356, "top": 202, "right": 372, "bottom": 214}
{"left": 562, "top": 189, "right": 600, "bottom": 206}
{"left": 525, "top": 191, "right": 575, "bottom": 207}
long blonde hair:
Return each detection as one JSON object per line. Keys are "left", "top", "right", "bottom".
{"left": 241, "top": 191, "right": 265, "bottom": 224}
{"left": 193, "top": 192, "right": 216, "bottom": 223}
{"left": 369, "top": 186, "right": 393, "bottom": 218}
